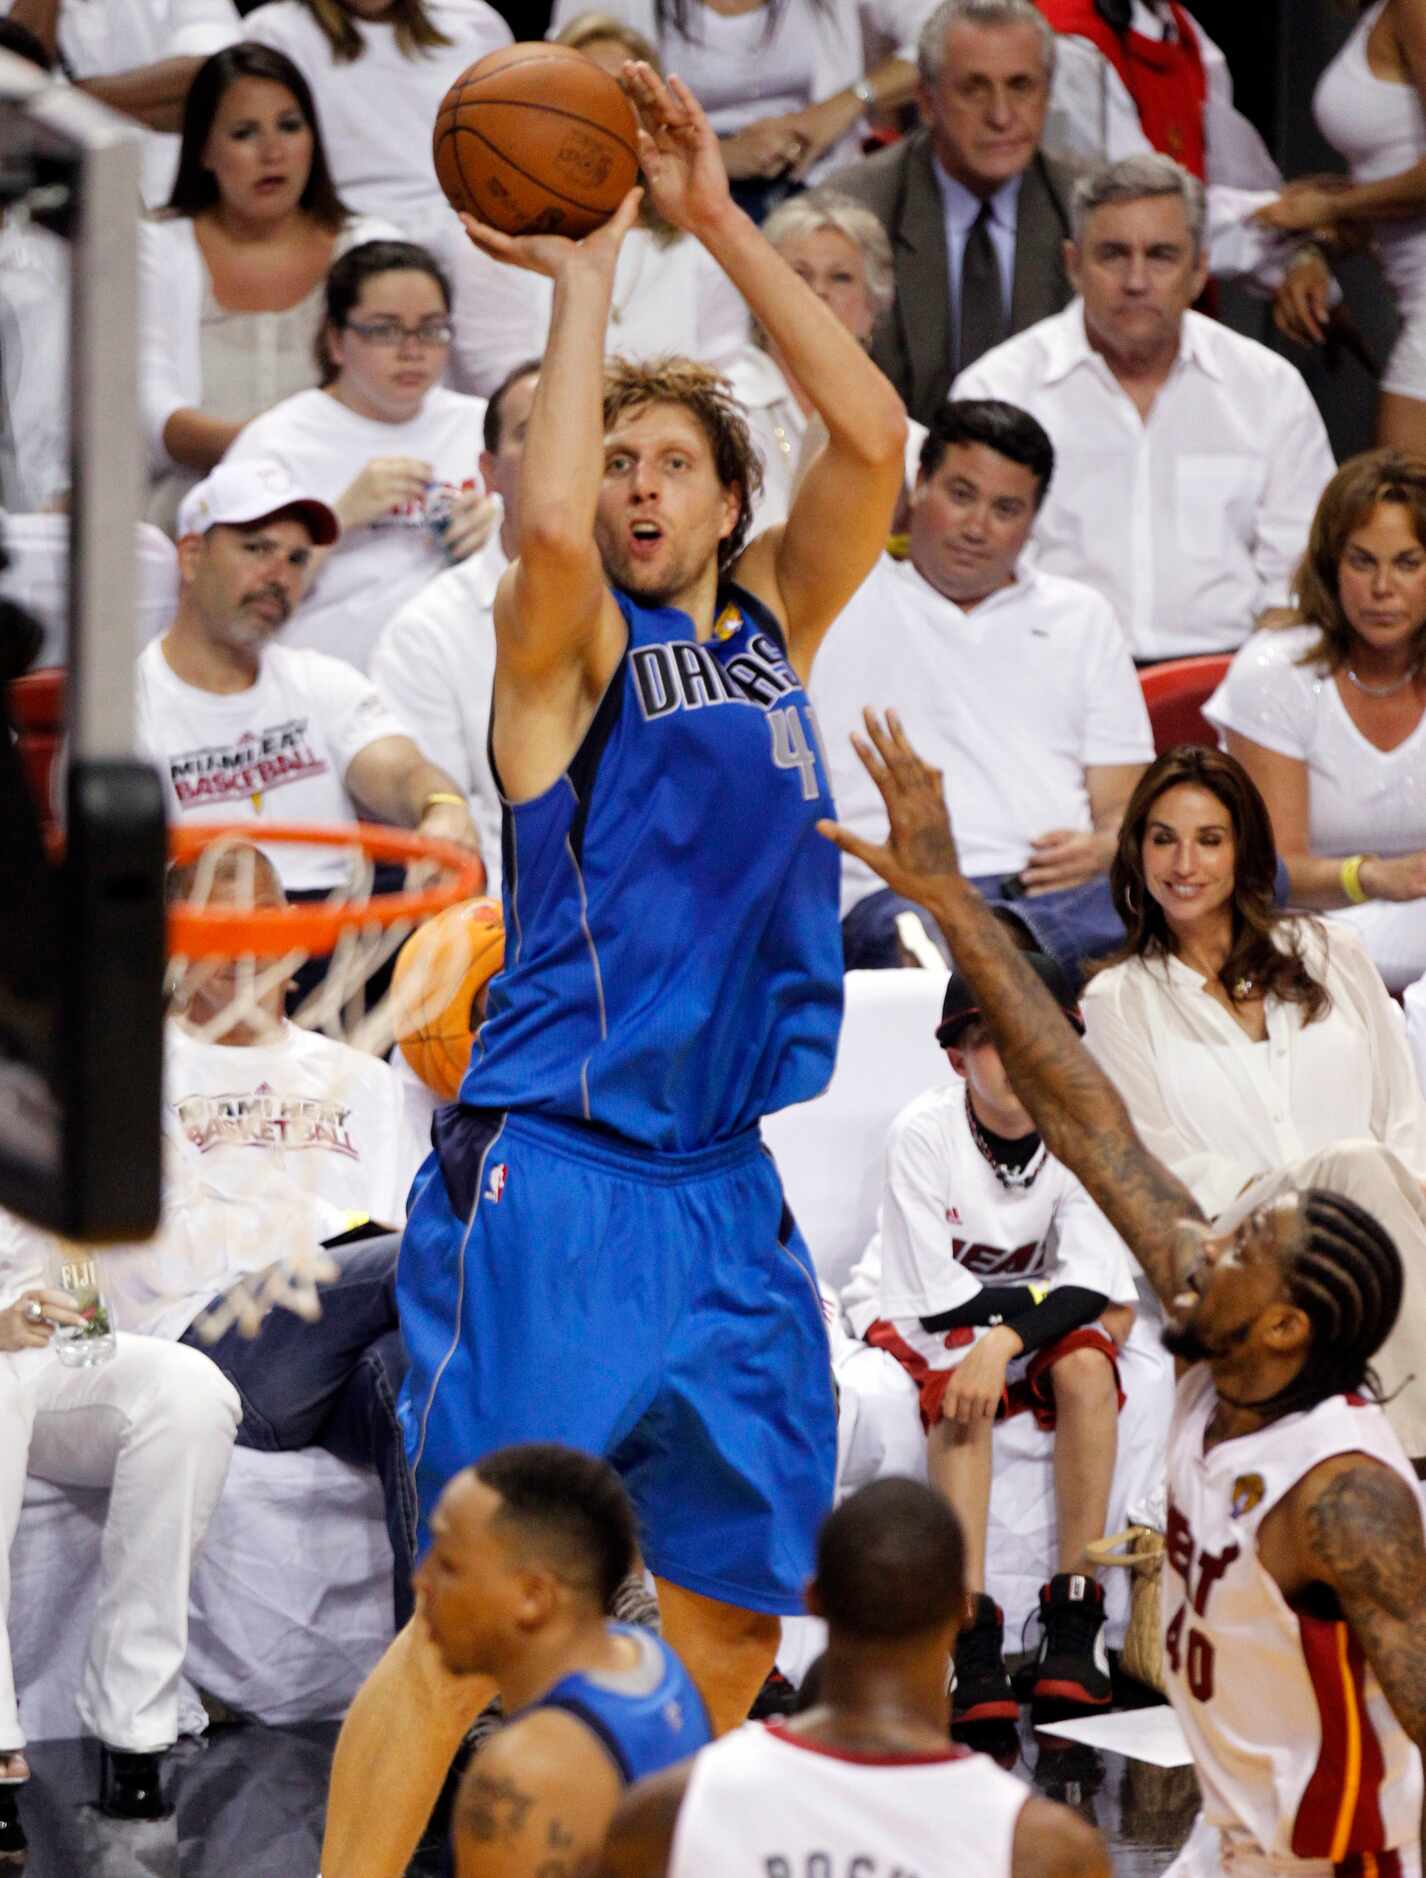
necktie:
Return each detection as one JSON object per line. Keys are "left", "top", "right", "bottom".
{"left": 958, "top": 201, "right": 1006, "bottom": 374}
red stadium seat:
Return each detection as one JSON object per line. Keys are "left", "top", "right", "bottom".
{"left": 6, "top": 665, "right": 66, "bottom": 833}
{"left": 1138, "top": 653, "right": 1231, "bottom": 755}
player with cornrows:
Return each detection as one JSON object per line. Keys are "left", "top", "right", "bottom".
{"left": 319, "top": 62, "right": 907, "bottom": 1878}
{"left": 824, "top": 711, "right": 1426, "bottom": 1878}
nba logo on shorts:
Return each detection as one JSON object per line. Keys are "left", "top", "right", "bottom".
{"left": 484, "top": 1162, "right": 508, "bottom": 1204}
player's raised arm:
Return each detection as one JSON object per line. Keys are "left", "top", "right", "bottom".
{"left": 624, "top": 64, "right": 906, "bottom": 676}
{"left": 819, "top": 710, "right": 1208, "bottom": 1306}
{"left": 459, "top": 192, "right": 642, "bottom": 692}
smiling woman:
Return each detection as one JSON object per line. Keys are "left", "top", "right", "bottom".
{"left": 1206, "top": 448, "right": 1426, "bottom": 994}
{"left": 140, "top": 43, "right": 401, "bottom": 536}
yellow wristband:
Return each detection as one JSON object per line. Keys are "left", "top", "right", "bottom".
{"left": 1340, "top": 854, "right": 1371, "bottom": 905}
{"left": 422, "top": 792, "right": 466, "bottom": 814}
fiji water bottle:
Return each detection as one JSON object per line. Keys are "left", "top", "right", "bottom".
{"left": 44, "top": 1242, "right": 117, "bottom": 1366}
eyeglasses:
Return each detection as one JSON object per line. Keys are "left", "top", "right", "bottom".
{"left": 343, "top": 317, "right": 454, "bottom": 347}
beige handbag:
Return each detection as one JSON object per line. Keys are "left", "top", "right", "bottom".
{"left": 1086, "top": 1526, "right": 1166, "bottom": 1694}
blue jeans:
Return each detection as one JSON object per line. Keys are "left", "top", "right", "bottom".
{"left": 180, "top": 1233, "right": 417, "bottom": 1630}
{"left": 842, "top": 876, "right": 1124, "bottom": 984}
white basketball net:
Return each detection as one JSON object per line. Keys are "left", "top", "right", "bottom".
{"left": 163, "top": 831, "right": 479, "bottom": 1338}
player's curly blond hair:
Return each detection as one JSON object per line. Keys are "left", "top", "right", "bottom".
{"left": 603, "top": 356, "right": 764, "bottom": 573}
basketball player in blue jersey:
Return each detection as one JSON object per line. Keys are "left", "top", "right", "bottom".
{"left": 319, "top": 61, "right": 907, "bottom": 1878}
{"left": 413, "top": 1445, "right": 709, "bottom": 1878}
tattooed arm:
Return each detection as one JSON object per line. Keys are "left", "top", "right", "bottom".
{"left": 595, "top": 1760, "right": 695, "bottom": 1877}
{"left": 1293, "top": 1455, "right": 1426, "bottom": 1797}
{"left": 454, "top": 1711, "right": 624, "bottom": 1877}
{"left": 818, "top": 711, "right": 1208, "bottom": 1309}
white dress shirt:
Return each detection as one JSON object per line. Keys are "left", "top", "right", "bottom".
{"left": 1083, "top": 922, "right": 1426, "bottom": 1218}
{"left": 368, "top": 528, "right": 506, "bottom": 897}
{"left": 811, "top": 552, "right": 1154, "bottom": 909}
{"left": 953, "top": 302, "right": 1337, "bottom": 660}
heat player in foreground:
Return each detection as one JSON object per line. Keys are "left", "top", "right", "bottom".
{"left": 822, "top": 712, "right": 1426, "bottom": 1878}
{"left": 320, "top": 60, "right": 908, "bottom": 1878}
{"left": 599, "top": 1477, "right": 1109, "bottom": 1878}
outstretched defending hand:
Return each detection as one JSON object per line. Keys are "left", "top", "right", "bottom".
{"left": 623, "top": 63, "right": 733, "bottom": 236}
{"left": 457, "top": 185, "right": 642, "bottom": 280}
{"left": 817, "top": 709, "right": 963, "bottom": 904}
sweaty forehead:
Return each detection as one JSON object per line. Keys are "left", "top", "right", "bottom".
{"left": 1240, "top": 1194, "right": 1306, "bottom": 1266}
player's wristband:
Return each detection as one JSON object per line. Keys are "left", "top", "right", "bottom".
{"left": 421, "top": 792, "right": 467, "bottom": 815}
{"left": 1340, "top": 853, "right": 1371, "bottom": 904}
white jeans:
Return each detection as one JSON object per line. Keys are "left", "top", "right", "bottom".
{"left": 0, "top": 1332, "right": 239, "bottom": 1752}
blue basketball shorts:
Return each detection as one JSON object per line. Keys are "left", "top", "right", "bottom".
{"left": 395, "top": 1106, "right": 838, "bottom": 1616}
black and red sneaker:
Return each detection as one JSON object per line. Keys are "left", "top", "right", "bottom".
{"left": 1029, "top": 1573, "right": 1112, "bottom": 1718}
{"left": 951, "top": 1593, "right": 1020, "bottom": 1728}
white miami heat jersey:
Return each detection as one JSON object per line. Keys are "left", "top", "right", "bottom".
{"left": 667, "top": 1719, "right": 1029, "bottom": 1876}
{"left": 1164, "top": 1367, "right": 1424, "bottom": 1864}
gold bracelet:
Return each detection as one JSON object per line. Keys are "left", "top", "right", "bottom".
{"left": 421, "top": 791, "right": 467, "bottom": 814}
{"left": 1340, "top": 853, "right": 1371, "bottom": 904}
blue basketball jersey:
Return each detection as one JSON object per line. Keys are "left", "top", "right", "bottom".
{"left": 460, "top": 581, "right": 844, "bottom": 1150}
{"left": 518, "top": 1624, "right": 712, "bottom": 1786}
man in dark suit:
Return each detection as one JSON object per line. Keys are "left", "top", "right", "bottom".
{"left": 831, "top": 0, "right": 1076, "bottom": 428}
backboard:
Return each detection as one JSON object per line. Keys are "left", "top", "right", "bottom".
{"left": 0, "top": 53, "right": 164, "bottom": 1240}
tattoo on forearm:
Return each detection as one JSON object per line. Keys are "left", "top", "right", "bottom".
{"left": 458, "top": 1770, "right": 535, "bottom": 1844}
{"left": 1307, "top": 1465, "right": 1426, "bottom": 1749}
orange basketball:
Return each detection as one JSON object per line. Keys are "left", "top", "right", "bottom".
{"left": 392, "top": 897, "right": 505, "bottom": 1100}
{"left": 433, "top": 42, "right": 640, "bottom": 238}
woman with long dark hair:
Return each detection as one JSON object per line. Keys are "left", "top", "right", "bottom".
{"left": 548, "top": 0, "right": 926, "bottom": 215}
{"left": 1081, "top": 744, "right": 1426, "bottom": 1454}
{"left": 1083, "top": 745, "right": 1426, "bottom": 1218}
{"left": 240, "top": 0, "right": 510, "bottom": 236}
{"left": 1204, "top": 447, "right": 1426, "bottom": 993}
{"left": 141, "top": 42, "right": 397, "bottom": 533}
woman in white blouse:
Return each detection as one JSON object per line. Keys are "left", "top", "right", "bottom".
{"left": 725, "top": 188, "right": 924, "bottom": 529}
{"left": 1205, "top": 448, "right": 1426, "bottom": 992}
{"left": 224, "top": 238, "right": 494, "bottom": 671}
{"left": 142, "top": 43, "right": 396, "bottom": 536}
{"left": 548, "top": 0, "right": 929, "bottom": 210}
{"left": 1082, "top": 744, "right": 1426, "bottom": 1451}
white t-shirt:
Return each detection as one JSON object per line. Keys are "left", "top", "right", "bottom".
{"left": 1204, "top": 623, "right": 1426, "bottom": 860}
{"left": 811, "top": 553, "right": 1154, "bottom": 907}
{"left": 1407, "top": 970, "right": 1426, "bottom": 1095}
{"left": 224, "top": 385, "right": 488, "bottom": 671}
{"left": 369, "top": 528, "right": 505, "bottom": 896}
{"left": 1083, "top": 921, "right": 1426, "bottom": 1218}
{"left": 953, "top": 304, "right": 1337, "bottom": 660}
{"left": 0, "top": 217, "right": 69, "bottom": 512}
{"left": 99, "top": 1019, "right": 428, "bottom": 1341}
{"left": 241, "top": 0, "right": 512, "bottom": 238}
{"left": 841, "top": 1078, "right": 1139, "bottom": 1336}
{"left": 134, "top": 637, "right": 406, "bottom": 889}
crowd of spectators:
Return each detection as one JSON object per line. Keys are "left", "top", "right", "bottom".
{"left": 7, "top": 0, "right": 1426, "bottom": 1832}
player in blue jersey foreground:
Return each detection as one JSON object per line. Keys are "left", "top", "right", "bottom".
{"left": 413, "top": 1444, "right": 709, "bottom": 1878}
{"left": 321, "top": 60, "right": 906, "bottom": 1878}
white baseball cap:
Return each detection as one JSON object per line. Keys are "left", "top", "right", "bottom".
{"left": 177, "top": 460, "right": 341, "bottom": 546}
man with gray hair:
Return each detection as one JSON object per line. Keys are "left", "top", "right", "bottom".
{"left": 831, "top": 0, "right": 1077, "bottom": 427}
{"left": 953, "top": 152, "right": 1336, "bottom": 661}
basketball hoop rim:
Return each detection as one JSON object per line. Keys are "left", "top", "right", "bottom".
{"left": 168, "top": 822, "right": 487, "bottom": 958}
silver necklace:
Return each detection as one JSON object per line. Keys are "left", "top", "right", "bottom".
{"left": 1346, "top": 665, "right": 1416, "bottom": 698}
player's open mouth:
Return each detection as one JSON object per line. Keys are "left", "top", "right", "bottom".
{"left": 628, "top": 523, "right": 663, "bottom": 554}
